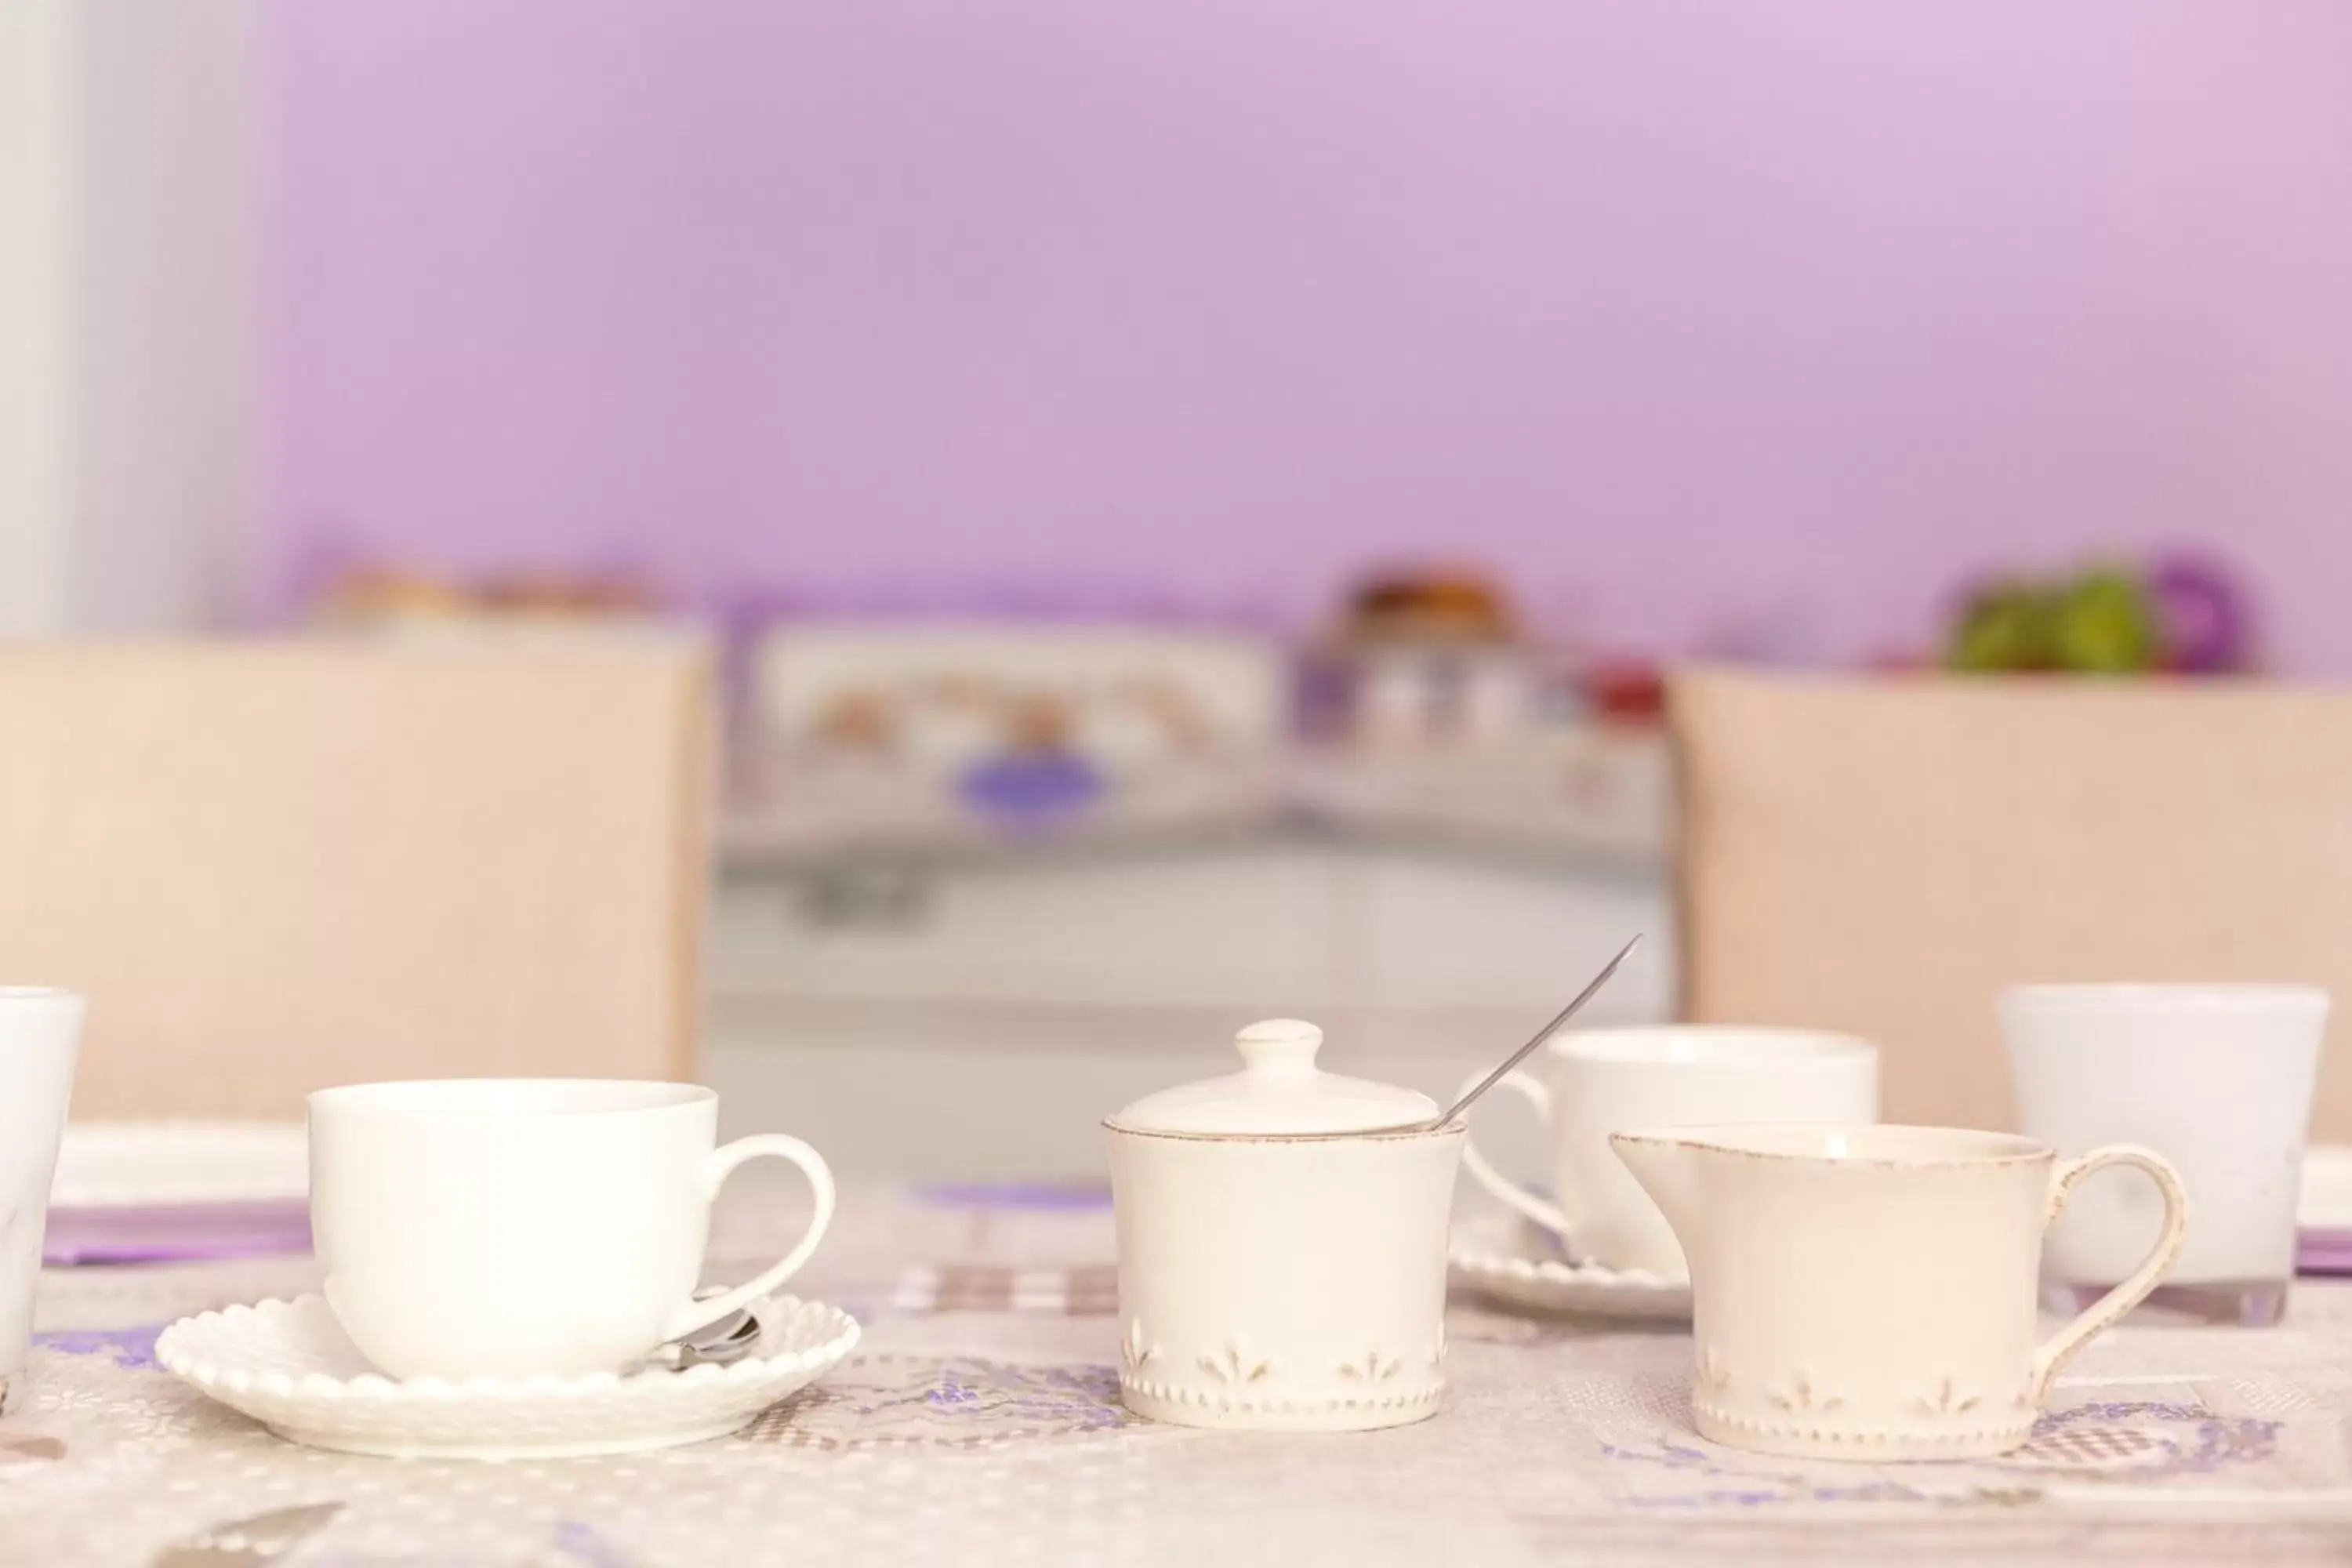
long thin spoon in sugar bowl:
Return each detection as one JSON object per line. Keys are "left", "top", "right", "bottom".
{"left": 1425, "top": 933, "right": 1642, "bottom": 1130}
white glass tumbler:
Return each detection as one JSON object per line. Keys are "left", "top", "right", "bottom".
{"left": 2002, "top": 983, "right": 2326, "bottom": 1326}
{"left": 1, "top": 989, "right": 85, "bottom": 1415}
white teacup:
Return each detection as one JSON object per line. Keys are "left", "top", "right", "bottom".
{"left": 310, "top": 1080, "right": 835, "bottom": 1380}
{"left": 2002, "top": 983, "right": 2328, "bottom": 1316}
{"left": 1459, "top": 1026, "right": 1878, "bottom": 1278}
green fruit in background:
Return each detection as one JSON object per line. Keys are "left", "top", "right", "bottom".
{"left": 1946, "top": 580, "right": 2053, "bottom": 672}
{"left": 2049, "top": 568, "right": 2160, "bottom": 673}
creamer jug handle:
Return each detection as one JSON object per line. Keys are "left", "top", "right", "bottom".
{"left": 2029, "top": 1144, "right": 2187, "bottom": 1400}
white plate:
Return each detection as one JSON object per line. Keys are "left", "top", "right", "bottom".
{"left": 50, "top": 1121, "right": 309, "bottom": 1207}
{"left": 1450, "top": 1214, "right": 1690, "bottom": 1322}
{"left": 158, "top": 1294, "right": 858, "bottom": 1461}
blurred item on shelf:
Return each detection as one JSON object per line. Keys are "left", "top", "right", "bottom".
{"left": 477, "top": 570, "right": 655, "bottom": 617}
{"left": 1305, "top": 565, "right": 1572, "bottom": 749}
{"left": 2146, "top": 554, "right": 2253, "bottom": 673}
{"left": 731, "top": 621, "right": 1287, "bottom": 852}
{"left": 1580, "top": 659, "right": 1666, "bottom": 728}
{"left": 1301, "top": 564, "right": 1673, "bottom": 748}
{"left": 1340, "top": 567, "right": 1517, "bottom": 646}
{"left": 1349, "top": 645, "right": 1548, "bottom": 748}
{"left": 310, "top": 564, "right": 674, "bottom": 643}
{"left": 314, "top": 568, "right": 476, "bottom": 625}
{"left": 1943, "top": 552, "right": 2253, "bottom": 676}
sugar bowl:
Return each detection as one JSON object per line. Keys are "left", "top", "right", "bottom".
{"left": 1105, "top": 1018, "right": 1465, "bottom": 1432}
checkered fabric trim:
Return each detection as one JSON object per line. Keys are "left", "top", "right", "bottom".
{"left": 2009, "top": 1425, "right": 2165, "bottom": 1469}
{"left": 888, "top": 1263, "right": 1118, "bottom": 1316}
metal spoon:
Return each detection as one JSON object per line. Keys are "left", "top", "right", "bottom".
{"left": 1425, "top": 933, "right": 1642, "bottom": 1130}
{"left": 633, "top": 1290, "right": 766, "bottom": 1373}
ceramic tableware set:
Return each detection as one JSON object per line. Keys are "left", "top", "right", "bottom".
{"left": 1443, "top": 979, "right": 2326, "bottom": 1460}
{"left": 0, "top": 969, "right": 2332, "bottom": 1465}
{"left": 1104, "top": 998, "right": 2187, "bottom": 1457}
{"left": 1455, "top": 1023, "right": 1877, "bottom": 1319}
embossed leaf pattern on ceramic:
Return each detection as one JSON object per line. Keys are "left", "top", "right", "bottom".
{"left": 1917, "top": 1377, "right": 1981, "bottom": 1416}
{"left": 1120, "top": 1319, "right": 1160, "bottom": 1375}
{"left": 1197, "top": 1339, "right": 1271, "bottom": 1385}
{"left": 1695, "top": 1348, "right": 1732, "bottom": 1399}
{"left": 1768, "top": 1373, "right": 1842, "bottom": 1414}
{"left": 1337, "top": 1350, "right": 1399, "bottom": 1382}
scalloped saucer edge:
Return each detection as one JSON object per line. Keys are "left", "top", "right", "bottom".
{"left": 1450, "top": 1214, "right": 1691, "bottom": 1322}
{"left": 156, "top": 1293, "right": 858, "bottom": 1460}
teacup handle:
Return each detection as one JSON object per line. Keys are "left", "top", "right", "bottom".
{"left": 1455, "top": 1068, "right": 1573, "bottom": 1242}
{"left": 2029, "top": 1143, "right": 2187, "bottom": 1400}
{"left": 662, "top": 1134, "right": 838, "bottom": 1343}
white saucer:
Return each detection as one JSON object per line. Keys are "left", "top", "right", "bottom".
{"left": 157, "top": 1294, "right": 859, "bottom": 1460}
{"left": 1450, "top": 1214, "right": 1690, "bottom": 1322}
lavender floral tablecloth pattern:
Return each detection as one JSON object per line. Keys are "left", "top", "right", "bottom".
{"left": 6, "top": 1178, "right": 2352, "bottom": 1565}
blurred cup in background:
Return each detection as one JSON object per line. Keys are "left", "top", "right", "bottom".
{"left": 2002, "top": 982, "right": 2328, "bottom": 1326}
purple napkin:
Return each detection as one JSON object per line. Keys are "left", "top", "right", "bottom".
{"left": 42, "top": 1200, "right": 312, "bottom": 1265}
{"left": 913, "top": 1182, "right": 1112, "bottom": 1211}
{"left": 2299, "top": 1228, "right": 2352, "bottom": 1277}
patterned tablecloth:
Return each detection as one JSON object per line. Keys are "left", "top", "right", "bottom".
{"left": 9, "top": 1175, "right": 2352, "bottom": 1566}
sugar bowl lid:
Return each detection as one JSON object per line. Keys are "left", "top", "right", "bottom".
{"left": 1108, "top": 1019, "right": 1438, "bottom": 1136}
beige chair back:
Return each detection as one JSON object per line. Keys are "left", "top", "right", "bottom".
{"left": 1672, "top": 666, "right": 2352, "bottom": 1138}
{"left": 0, "top": 642, "right": 712, "bottom": 1118}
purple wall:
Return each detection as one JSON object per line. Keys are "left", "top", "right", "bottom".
{"left": 264, "top": 2, "right": 2352, "bottom": 663}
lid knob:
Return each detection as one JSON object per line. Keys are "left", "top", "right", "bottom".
{"left": 1108, "top": 1015, "right": 1436, "bottom": 1134}
{"left": 1235, "top": 1018, "right": 1323, "bottom": 1078}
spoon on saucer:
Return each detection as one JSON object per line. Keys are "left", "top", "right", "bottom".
{"left": 1425, "top": 933, "right": 1642, "bottom": 1130}
{"left": 632, "top": 1290, "right": 765, "bottom": 1373}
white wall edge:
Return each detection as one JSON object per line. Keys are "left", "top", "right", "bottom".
{"left": 0, "top": 0, "right": 260, "bottom": 637}
{"left": 0, "top": 0, "right": 78, "bottom": 636}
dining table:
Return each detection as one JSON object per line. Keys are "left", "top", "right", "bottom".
{"left": 9, "top": 1165, "right": 2352, "bottom": 1566}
